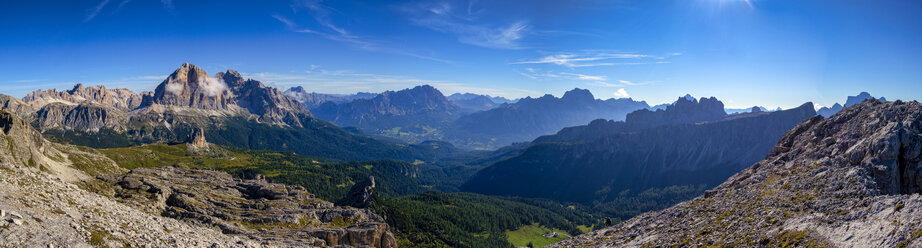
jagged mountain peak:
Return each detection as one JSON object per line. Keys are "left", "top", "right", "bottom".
{"left": 289, "top": 86, "right": 306, "bottom": 93}
{"left": 70, "top": 83, "right": 85, "bottom": 92}
{"left": 845, "top": 91, "right": 881, "bottom": 107}
{"left": 561, "top": 88, "right": 595, "bottom": 102}
{"left": 167, "top": 63, "right": 210, "bottom": 85}
{"left": 22, "top": 83, "right": 143, "bottom": 111}
{"left": 138, "top": 63, "right": 311, "bottom": 126}
{"left": 377, "top": 85, "right": 449, "bottom": 103}
{"left": 626, "top": 95, "right": 727, "bottom": 126}
{"left": 399, "top": 84, "right": 442, "bottom": 96}
{"left": 216, "top": 69, "right": 244, "bottom": 84}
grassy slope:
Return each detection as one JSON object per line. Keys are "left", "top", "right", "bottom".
{"left": 97, "top": 143, "right": 426, "bottom": 201}
{"left": 506, "top": 223, "right": 571, "bottom": 248}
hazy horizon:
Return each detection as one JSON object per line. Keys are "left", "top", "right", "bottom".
{"left": 2, "top": 0, "right": 920, "bottom": 109}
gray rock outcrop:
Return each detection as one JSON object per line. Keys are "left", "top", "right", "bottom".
{"left": 32, "top": 103, "right": 126, "bottom": 132}
{"left": 23, "top": 83, "right": 142, "bottom": 111}
{"left": 188, "top": 127, "right": 208, "bottom": 149}
{"left": 100, "top": 166, "right": 397, "bottom": 248}
{"left": 338, "top": 176, "right": 377, "bottom": 208}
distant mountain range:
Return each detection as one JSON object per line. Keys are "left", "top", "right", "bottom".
{"left": 307, "top": 86, "right": 650, "bottom": 149}
{"left": 462, "top": 96, "right": 817, "bottom": 204}
{"left": 725, "top": 106, "right": 769, "bottom": 114}
{"left": 0, "top": 63, "right": 452, "bottom": 162}
{"left": 449, "top": 89, "right": 650, "bottom": 149}
{"left": 283, "top": 86, "right": 377, "bottom": 109}
{"left": 312, "top": 85, "right": 463, "bottom": 144}
{"left": 817, "top": 92, "right": 886, "bottom": 117}
{"left": 446, "top": 93, "right": 516, "bottom": 112}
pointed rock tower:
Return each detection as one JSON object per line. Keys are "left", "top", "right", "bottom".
{"left": 188, "top": 128, "right": 208, "bottom": 149}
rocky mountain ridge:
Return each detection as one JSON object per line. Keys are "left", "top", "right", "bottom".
{"left": 0, "top": 63, "right": 451, "bottom": 163}
{"left": 283, "top": 86, "right": 377, "bottom": 109}
{"left": 551, "top": 99, "right": 922, "bottom": 247}
{"left": 451, "top": 88, "right": 651, "bottom": 148}
{"left": 818, "top": 92, "right": 886, "bottom": 117}
{"left": 463, "top": 99, "right": 817, "bottom": 204}
{"left": 23, "top": 83, "right": 143, "bottom": 111}
{"left": 535, "top": 95, "right": 731, "bottom": 143}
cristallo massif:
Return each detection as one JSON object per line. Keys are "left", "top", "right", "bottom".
{"left": 551, "top": 99, "right": 922, "bottom": 247}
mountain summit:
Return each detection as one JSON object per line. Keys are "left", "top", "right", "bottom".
{"left": 818, "top": 92, "right": 887, "bottom": 117}
{"left": 142, "top": 63, "right": 234, "bottom": 111}
{"left": 137, "top": 63, "right": 310, "bottom": 126}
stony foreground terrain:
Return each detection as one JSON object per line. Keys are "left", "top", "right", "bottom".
{"left": 551, "top": 99, "right": 922, "bottom": 247}
{"left": 1, "top": 111, "right": 260, "bottom": 247}
{"left": 0, "top": 110, "right": 396, "bottom": 247}
{"left": 95, "top": 166, "right": 396, "bottom": 247}
{"left": 0, "top": 162, "right": 263, "bottom": 247}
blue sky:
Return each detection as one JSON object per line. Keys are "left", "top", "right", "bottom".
{"left": 1, "top": 0, "right": 920, "bottom": 108}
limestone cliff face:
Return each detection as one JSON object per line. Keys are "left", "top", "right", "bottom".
{"left": 0, "top": 111, "right": 48, "bottom": 168}
{"left": 188, "top": 127, "right": 208, "bottom": 149}
{"left": 552, "top": 99, "right": 922, "bottom": 247}
{"left": 23, "top": 84, "right": 142, "bottom": 111}
{"left": 0, "top": 94, "right": 35, "bottom": 117}
{"left": 140, "top": 63, "right": 236, "bottom": 111}
{"left": 32, "top": 103, "right": 126, "bottom": 132}
{"left": 100, "top": 166, "right": 397, "bottom": 248}
{"left": 137, "top": 64, "right": 311, "bottom": 127}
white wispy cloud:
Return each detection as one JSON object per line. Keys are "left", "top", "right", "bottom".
{"left": 14, "top": 79, "right": 43, "bottom": 83}
{"left": 587, "top": 80, "right": 652, "bottom": 87}
{"left": 519, "top": 68, "right": 608, "bottom": 82}
{"left": 518, "top": 68, "right": 654, "bottom": 90}
{"left": 560, "top": 72, "right": 606, "bottom": 81}
{"left": 291, "top": 0, "right": 348, "bottom": 35}
{"left": 115, "top": 0, "right": 134, "bottom": 11}
{"left": 402, "top": 1, "right": 531, "bottom": 49}
{"left": 275, "top": 2, "right": 450, "bottom": 63}
{"left": 84, "top": 0, "right": 112, "bottom": 23}
{"left": 613, "top": 88, "right": 630, "bottom": 98}
{"left": 273, "top": 14, "right": 299, "bottom": 30}
{"left": 85, "top": 0, "right": 174, "bottom": 22}
{"left": 513, "top": 52, "right": 662, "bottom": 68}
{"left": 161, "top": 0, "right": 174, "bottom": 10}
{"left": 615, "top": 80, "right": 649, "bottom": 86}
